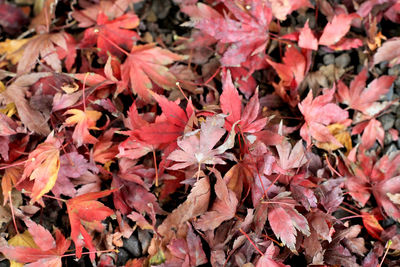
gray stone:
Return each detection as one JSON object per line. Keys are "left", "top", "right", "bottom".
{"left": 395, "top": 118, "right": 400, "bottom": 131}
{"left": 335, "top": 53, "right": 351, "bottom": 68}
{"left": 380, "top": 114, "right": 395, "bottom": 130}
{"left": 123, "top": 235, "right": 141, "bottom": 258}
{"left": 384, "top": 132, "right": 393, "bottom": 146}
{"left": 395, "top": 77, "right": 400, "bottom": 94}
{"left": 138, "top": 230, "right": 152, "bottom": 254}
{"left": 383, "top": 143, "right": 398, "bottom": 154}
{"left": 323, "top": 54, "right": 335, "bottom": 65}
{"left": 116, "top": 248, "right": 130, "bottom": 266}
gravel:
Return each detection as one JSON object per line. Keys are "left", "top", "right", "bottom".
{"left": 380, "top": 114, "right": 395, "bottom": 131}
{"left": 335, "top": 53, "right": 351, "bottom": 68}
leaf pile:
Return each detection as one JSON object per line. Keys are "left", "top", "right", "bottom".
{"left": 0, "top": 0, "right": 400, "bottom": 266}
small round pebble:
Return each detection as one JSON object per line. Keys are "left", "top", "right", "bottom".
{"left": 335, "top": 53, "right": 351, "bottom": 68}
{"left": 323, "top": 54, "right": 335, "bottom": 65}
{"left": 380, "top": 114, "right": 395, "bottom": 131}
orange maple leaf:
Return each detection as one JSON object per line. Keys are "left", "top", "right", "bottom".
{"left": 66, "top": 189, "right": 117, "bottom": 261}
{"left": 64, "top": 109, "right": 102, "bottom": 147}
{"left": 22, "top": 134, "right": 62, "bottom": 203}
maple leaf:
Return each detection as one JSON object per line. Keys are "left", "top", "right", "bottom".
{"left": 51, "top": 152, "right": 98, "bottom": 198}
{"left": 66, "top": 189, "right": 116, "bottom": 260}
{"left": 344, "top": 150, "right": 400, "bottom": 221}
{"left": 64, "top": 109, "right": 102, "bottom": 147}
{"left": 373, "top": 37, "right": 400, "bottom": 66}
{"left": 319, "top": 13, "right": 359, "bottom": 46}
{"left": 195, "top": 169, "right": 238, "bottom": 231}
{"left": 158, "top": 177, "right": 210, "bottom": 243}
{"left": 92, "top": 128, "right": 119, "bottom": 164}
{"left": 80, "top": 12, "right": 139, "bottom": 60}
{"left": 298, "top": 88, "right": 348, "bottom": 146}
{"left": 256, "top": 243, "right": 289, "bottom": 267}
{"left": 166, "top": 223, "right": 208, "bottom": 266}
{"left": 220, "top": 70, "right": 267, "bottom": 133}
{"left": 138, "top": 93, "right": 194, "bottom": 146}
{"left": 119, "top": 44, "right": 186, "bottom": 102}
{"left": 266, "top": 47, "right": 310, "bottom": 107}
{"left": 22, "top": 133, "right": 62, "bottom": 203}
{"left": 337, "top": 68, "right": 395, "bottom": 116}
{"left": 269, "top": 0, "right": 312, "bottom": 21}
{"left": 167, "top": 114, "right": 237, "bottom": 170}
{"left": 16, "top": 32, "right": 76, "bottom": 74}
{"left": 361, "top": 210, "right": 383, "bottom": 240}
{"left": 1, "top": 72, "right": 52, "bottom": 135}
{"left": 266, "top": 192, "right": 310, "bottom": 251}
{"left": 1, "top": 166, "right": 22, "bottom": 204}
{"left": 71, "top": 0, "right": 135, "bottom": 27}
{"left": 298, "top": 20, "right": 318, "bottom": 50}
{"left": 185, "top": 1, "right": 272, "bottom": 66}
{"left": 273, "top": 123, "right": 307, "bottom": 176}
{"left": 351, "top": 118, "right": 384, "bottom": 149}
{"left": 0, "top": 227, "right": 70, "bottom": 267}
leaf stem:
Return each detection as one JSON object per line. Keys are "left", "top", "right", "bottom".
{"left": 61, "top": 249, "right": 118, "bottom": 258}
{"left": 98, "top": 32, "right": 130, "bottom": 56}
{"left": 239, "top": 228, "right": 264, "bottom": 256}
{"left": 153, "top": 149, "right": 159, "bottom": 187}
{"left": 0, "top": 159, "right": 29, "bottom": 170}
{"left": 82, "top": 72, "right": 90, "bottom": 112}
{"left": 378, "top": 240, "right": 392, "bottom": 267}
{"left": 8, "top": 191, "right": 19, "bottom": 235}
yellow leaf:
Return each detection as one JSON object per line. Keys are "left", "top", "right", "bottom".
{"left": 64, "top": 109, "right": 101, "bottom": 129}
{"left": 61, "top": 82, "right": 79, "bottom": 94}
{"left": 0, "top": 38, "right": 31, "bottom": 65}
{"left": 316, "top": 123, "right": 352, "bottom": 152}
{"left": 64, "top": 109, "right": 102, "bottom": 146}
{"left": 0, "top": 103, "right": 17, "bottom": 117}
{"left": 8, "top": 231, "right": 38, "bottom": 267}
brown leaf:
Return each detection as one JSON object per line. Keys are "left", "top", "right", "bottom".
{"left": 1, "top": 73, "right": 51, "bottom": 135}
{"left": 158, "top": 177, "right": 210, "bottom": 242}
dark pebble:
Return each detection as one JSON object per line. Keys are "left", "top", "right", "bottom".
{"left": 138, "top": 229, "right": 152, "bottom": 254}
{"left": 116, "top": 248, "right": 130, "bottom": 266}
{"left": 123, "top": 235, "right": 142, "bottom": 258}
{"left": 383, "top": 143, "right": 397, "bottom": 154}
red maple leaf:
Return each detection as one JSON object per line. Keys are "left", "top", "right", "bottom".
{"left": 343, "top": 149, "right": 400, "bottom": 221}
{"left": 184, "top": 1, "right": 272, "bottom": 67}
{"left": 0, "top": 226, "right": 70, "bottom": 267}
{"left": 220, "top": 69, "right": 267, "bottom": 133}
{"left": 119, "top": 44, "right": 186, "bottom": 102}
{"left": 266, "top": 192, "right": 310, "bottom": 250}
{"left": 337, "top": 68, "right": 395, "bottom": 116}
{"left": 266, "top": 47, "right": 311, "bottom": 107}
{"left": 80, "top": 12, "right": 139, "bottom": 60}
{"left": 66, "top": 189, "right": 116, "bottom": 260}
{"left": 319, "top": 13, "right": 359, "bottom": 46}
{"left": 298, "top": 88, "right": 348, "bottom": 146}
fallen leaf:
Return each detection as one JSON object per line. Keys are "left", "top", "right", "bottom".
{"left": 22, "top": 133, "right": 62, "bottom": 203}
{"left": 64, "top": 109, "right": 102, "bottom": 147}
